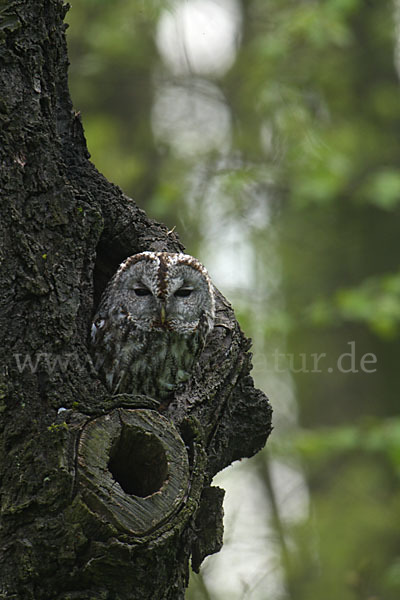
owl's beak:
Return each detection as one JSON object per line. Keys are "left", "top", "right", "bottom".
{"left": 160, "top": 304, "right": 166, "bottom": 325}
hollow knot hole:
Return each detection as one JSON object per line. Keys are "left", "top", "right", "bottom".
{"left": 108, "top": 425, "right": 168, "bottom": 497}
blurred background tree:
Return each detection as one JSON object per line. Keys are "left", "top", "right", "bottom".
{"left": 67, "top": 0, "right": 400, "bottom": 598}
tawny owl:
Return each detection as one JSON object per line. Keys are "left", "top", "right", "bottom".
{"left": 90, "top": 251, "right": 215, "bottom": 400}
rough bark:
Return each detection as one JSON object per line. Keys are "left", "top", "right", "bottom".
{"left": 0, "top": 1, "right": 272, "bottom": 598}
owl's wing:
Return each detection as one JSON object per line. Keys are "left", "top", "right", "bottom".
{"left": 197, "top": 309, "right": 214, "bottom": 350}
{"left": 90, "top": 309, "right": 127, "bottom": 392}
{"left": 91, "top": 312, "right": 124, "bottom": 392}
{"left": 90, "top": 308, "right": 144, "bottom": 394}
{"left": 90, "top": 313, "right": 108, "bottom": 370}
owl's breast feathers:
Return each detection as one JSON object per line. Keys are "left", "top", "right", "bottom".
{"left": 91, "top": 305, "right": 211, "bottom": 399}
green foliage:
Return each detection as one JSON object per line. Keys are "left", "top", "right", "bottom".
{"left": 271, "top": 420, "right": 400, "bottom": 599}
{"left": 288, "top": 457, "right": 400, "bottom": 600}
{"left": 286, "top": 418, "right": 400, "bottom": 474}
{"left": 362, "top": 169, "right": 400, "bottom": 210}
{"left": 67, "top": 0, "right": 400, "bottom": 597}
{"left": 306, "top": 271, "right": 400, "bottom": 338}
{"left": 336, "top": 272, "right": 400, "bottom": 337}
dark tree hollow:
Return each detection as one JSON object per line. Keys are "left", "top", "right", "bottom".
{"left": 108, "top": 425, "right": 169, "bottom": 497}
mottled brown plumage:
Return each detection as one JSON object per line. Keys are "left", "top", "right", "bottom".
{"left": 90, "top": 252, "right": 215, "bottom": 400}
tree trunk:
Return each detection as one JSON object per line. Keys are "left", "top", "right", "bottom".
{"left": 0, "top": 1, "right": 272, "bottom": 598}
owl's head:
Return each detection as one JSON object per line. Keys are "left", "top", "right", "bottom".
{"left": 105, "top": 252, "right": 215, "bottom": 336}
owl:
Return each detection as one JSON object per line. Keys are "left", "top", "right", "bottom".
{"left": 90, "top": 251, "right": 215, "bottom": 401}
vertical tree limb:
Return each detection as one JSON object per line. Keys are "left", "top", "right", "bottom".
{"left": 0, "top": 1, "right": 272, "bottom": 597}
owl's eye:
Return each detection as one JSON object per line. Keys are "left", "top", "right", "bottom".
{"left": 134, "top": 287, "right": 152, "bottom": 297}
{"left": 174, "top": 288, "right": 193, "bottom": 298}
